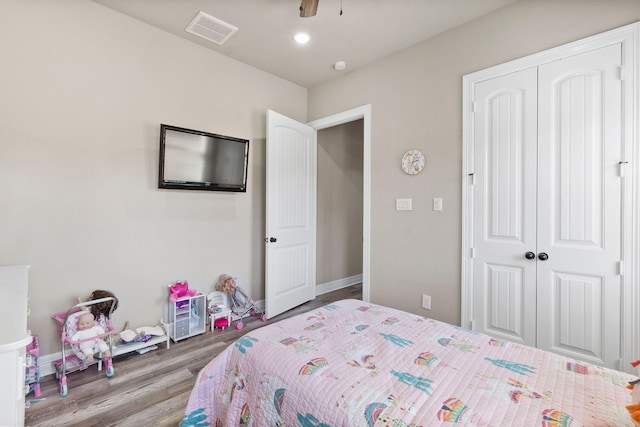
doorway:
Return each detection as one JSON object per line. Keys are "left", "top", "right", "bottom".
{"left": 265, "top": 105, "right": 371, "bottom": 318}
{"left": 308, "top": 105, "right": 371, "bottom": 302}
{"left": 316, "top": 120, "right": 364, "bottom": 296}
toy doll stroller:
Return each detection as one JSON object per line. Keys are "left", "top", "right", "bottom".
{"left": 52, "top": 296, "right": 117, "bottom": 397}
{"left": 229, "top": 285, "right": 266, "bottom": 330}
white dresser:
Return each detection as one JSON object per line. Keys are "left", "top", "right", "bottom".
{"left": 0, "top": 265, "right": 31, "bottom": 426}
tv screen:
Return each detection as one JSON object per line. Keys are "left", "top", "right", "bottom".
{"left": 158, "top": 124, "right": 249, "bottom": 192}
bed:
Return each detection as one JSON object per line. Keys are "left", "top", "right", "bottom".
{"left": 181, "top": 299, "right": 637, "bottom": 426}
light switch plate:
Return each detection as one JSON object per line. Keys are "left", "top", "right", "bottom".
{"left": 433, "top": 198, "right": 443, "bottom": 211}
{"left": 396, "top": 198, "right": 412, "bottom": 211}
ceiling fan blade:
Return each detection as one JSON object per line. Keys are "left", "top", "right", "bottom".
{"left": 299, "top": 0, "right": 319, "bottom": 17}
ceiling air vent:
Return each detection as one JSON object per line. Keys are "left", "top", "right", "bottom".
{"left": 185, "top": 11, "right": 238, "bottom": 45}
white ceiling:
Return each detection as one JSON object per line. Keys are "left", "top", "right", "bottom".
{"left": 92, "top": 0, "right": 519, "bottom": 88}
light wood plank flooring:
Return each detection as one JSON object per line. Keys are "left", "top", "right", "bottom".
{"left": 25, "top": 284, "right": 362, "bottom": 427}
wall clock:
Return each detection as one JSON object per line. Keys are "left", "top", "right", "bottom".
{"left": 401, "top": 149, "right": 425, "bottom": 175}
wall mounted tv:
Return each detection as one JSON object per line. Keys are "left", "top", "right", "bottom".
{"left": 158, "top": 124, "right": 249, "bottom": 192}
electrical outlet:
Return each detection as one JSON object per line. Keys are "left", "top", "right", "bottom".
{"left": 422, "top": 294, "right": 431, "bottom": 310}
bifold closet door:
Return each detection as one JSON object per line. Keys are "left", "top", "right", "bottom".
{"left": 471, "top": 67, "right": 538, "bottom": 348}
{"left": 472, "top": 43, "right": 623, "bottom": 368}
{"left": 536, "top": 44, "right": 622, "bottom": 368}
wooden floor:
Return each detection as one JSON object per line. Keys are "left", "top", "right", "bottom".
{"left": 25, "top": 284, "right": 361, "bottom": 427}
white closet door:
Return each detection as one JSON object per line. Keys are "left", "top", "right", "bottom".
{"left": 471, "top": 44, "right": 623, "bottom": 369}
{"left": 536, "top": 44, "right": 622, "bottom": 367}
{"left": 471, "top": 67, "right": 538, "bottom": 347}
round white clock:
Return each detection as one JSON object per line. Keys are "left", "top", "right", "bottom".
{"left": 401, "top": 149, "right": 426, "bottom": 175}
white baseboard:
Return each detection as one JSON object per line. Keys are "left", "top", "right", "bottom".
{"left": 39, "top": 352, "right": 61, "bottom": 378}
{"left": 234, "top": 276, "right": 360, "bottom": 322}
{"left": 316, "top": 274, "right": 362, "bottom": 296}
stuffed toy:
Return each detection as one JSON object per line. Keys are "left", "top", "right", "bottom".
{"left": 71, "top": 312, "right": 110, "bottom": 363}
{"left": 627, "top": 359, "right": 640, "bottom": 425}
{"left": 215, "top": 274, "right": 237, "bottom": 295}
{"left": 169, "top": 280, "right": 197, "bottom": 302}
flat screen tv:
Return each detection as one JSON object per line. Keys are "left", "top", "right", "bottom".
{"left": 158, "top": 124, "right": 249, "bottom": 192}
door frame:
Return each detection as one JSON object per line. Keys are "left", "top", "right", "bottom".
{"left": 461, "top": 22, "right": 639, "bottom": 372}
{"left": 308, "top": 104, "right": 372, "bottom": 302}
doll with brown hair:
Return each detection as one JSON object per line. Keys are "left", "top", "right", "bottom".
{"left": 70, "top": 311, "right": 110, "bottom": 363}
{"left": 77, "top": 289, "right": 119, "bottom": 321}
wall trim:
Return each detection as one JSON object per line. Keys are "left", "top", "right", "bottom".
{"left": 39, "top": 352, "right": 61, "bottom": 378}
{"left": 316, "top": 274, "right": 363, "bottom": 296}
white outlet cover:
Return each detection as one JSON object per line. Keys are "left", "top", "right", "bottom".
{"left": 422, "top": 294, "right": 431, "bottom": 310}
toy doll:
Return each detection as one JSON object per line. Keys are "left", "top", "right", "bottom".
{"left": 71, "top": 311, "right": 110, "bottom": 363}
{"left": 77, "top": 289, "right": 119, "bottom": 321}
{"left": 215, "top": 274, "right": 237, "bottom": 295}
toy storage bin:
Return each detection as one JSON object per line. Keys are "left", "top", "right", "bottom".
{"left": 25, "top": 335, "right": 41, "bottom": 398}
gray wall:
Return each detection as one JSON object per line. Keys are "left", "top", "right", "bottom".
{"left": 0, "top": 1, "right": 307, "bottom": 354}
{"left": 308, "top": 0, "right": 640, "bottom": 324}
{"left": 317, "top": 120, "right": 363, "bottom": 285}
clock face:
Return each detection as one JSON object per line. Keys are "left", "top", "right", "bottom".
{"left": 402, "top": 150, "right": 425, "bottom": 175}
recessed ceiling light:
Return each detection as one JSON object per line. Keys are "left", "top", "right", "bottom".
{"left": 334, "top": 61, "right": 346, "bottom": 71}
{"left": 294, "top": 32, "right": 311, "bottom": 44}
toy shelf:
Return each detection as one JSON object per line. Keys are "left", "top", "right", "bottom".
{"left": 169, "top": 293, "right": 206, "bottom": 342}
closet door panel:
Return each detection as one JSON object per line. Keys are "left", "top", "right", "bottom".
{"left": 537, "top": 44, "right": 622, "bottom": 368}
{"left": 556, "top": 71, "right": 603, "bottom": 246}
{"left": 553, "top": 272, "right": 603, "bottom": 358}
{"left": 471, "top": 68, "right": 538, "bottom": 346}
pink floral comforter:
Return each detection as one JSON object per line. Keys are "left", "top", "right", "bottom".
{"left": 182, "top": 299, "right": 637, "bottom": 426}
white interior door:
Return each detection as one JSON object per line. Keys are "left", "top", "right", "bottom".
{"left": 471, "top": 67, "right": 538, "bottom": 347}
{"left": 265, "top": 110, "right": 316, "bottom": 319}
{"left": 471, "top": 44, "right": 623, "bottom": 368}
{"left": 536, "top": 44, "right": 622, "bottom": 367}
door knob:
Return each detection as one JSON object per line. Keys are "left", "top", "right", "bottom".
{"left": 538, "top": 252, "right": 549, "bottom": 261}
{"left": 269, "top": 237, "right": 277, "bottom": 243}
{"left": 525, "top": 251, "right": 535, "bottom": 260}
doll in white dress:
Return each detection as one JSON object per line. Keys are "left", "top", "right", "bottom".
{"left": 71, "top": 311, "right": 110, "bottom": 363}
